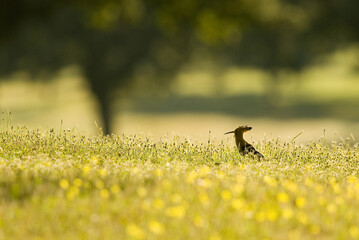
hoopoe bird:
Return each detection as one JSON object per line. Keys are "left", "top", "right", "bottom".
{"left": 225, "top": 125, "right": 264, "bottom": 159}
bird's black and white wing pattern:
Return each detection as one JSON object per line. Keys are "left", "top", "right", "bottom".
{"left": 239, "top": 142, "right": 264, "bottom": 159}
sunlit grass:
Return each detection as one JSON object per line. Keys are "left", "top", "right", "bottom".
{"left": 0, "top": 125, "right": 359, "bottom": 239}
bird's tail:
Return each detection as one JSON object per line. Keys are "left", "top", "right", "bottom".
{"left": 254, "top": 151, "right": 265, "bottom": 160}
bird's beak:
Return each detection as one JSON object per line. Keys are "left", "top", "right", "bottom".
{"left": 224, "top": 130, "right": 235, "bottom": 135}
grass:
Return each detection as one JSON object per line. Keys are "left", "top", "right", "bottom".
{"left": 0, "top": 125, "right": 359, "bottom": 239}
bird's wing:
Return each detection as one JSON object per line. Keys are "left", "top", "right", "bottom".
{"left": 243, "top": 143, "right": 264, "bottom": 159}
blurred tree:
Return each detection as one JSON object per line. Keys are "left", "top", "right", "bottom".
{"left": 0, "top": 0, "right": 194, "bottom": 134}
{"left": 1, "top": 0, "right": 359, "bottom": 133}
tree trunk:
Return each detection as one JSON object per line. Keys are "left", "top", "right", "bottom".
{"left": 95, "top": 92, "right": 112, "bottom": 135}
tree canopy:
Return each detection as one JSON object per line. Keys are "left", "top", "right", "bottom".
{"left": 1, "top": 0, "right": 359, "bottom": 134}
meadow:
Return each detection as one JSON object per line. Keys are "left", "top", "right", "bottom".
{"left": 0, "top": 125, "right": 359, "bottom": 239}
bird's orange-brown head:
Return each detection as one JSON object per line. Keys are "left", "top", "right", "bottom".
{"left": 225, "top": 125, "right": 252, "bottom": 135}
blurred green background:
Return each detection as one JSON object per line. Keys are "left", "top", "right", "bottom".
{"left": 1, "top": 0, "right": 359, "bottom": 142}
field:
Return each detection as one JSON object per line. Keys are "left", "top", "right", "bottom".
{"left": 1, "top": 125, "right": 359, "bottom": 239}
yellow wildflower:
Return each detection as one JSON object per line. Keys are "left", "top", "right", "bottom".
{"left": 310, "top": 224, "right": 321, "bottom": 235}
{"left": 327, "top": 203, "right": 337, "bottom": 214}
{"left": 329, "top": 176, "right": 337, "bottom": 185}
{"left": 314, "top": 184, "right": 324, "bottom": 194}
{"left": 197, "top": 178, "right": 212, "bottom": 188}
{"left": 264, "top": 176, "right": 277, "bottom": 187}
{"left": 66, "top": 186, "right": 79, "bottom": 200}
{"left": 99, "top": 168, "right": 107, "bottom": 177}
{"left": 18, "top": 164, "right": 24, "bottom": 171}
{"left": 199, "top": 192, "right": 210, "bottom": 205}
{"left": 255, "top": 211, "right": 266, "bottom": 222}
{"left": 266, "top": 208, "right": 279, "bottom": 222}
{"left": 82, "top": 165, "right": 91, "bottom": 175}
{"left": 221, "top": 190, "right": 232, "bottom": 200}
{"left": 277, "top": 192, "right": 289, "bottom": 203}
{"left": 186, "top": 171, "right": 197, "bottom": 184}
{"left": 148, "top": 221, "right": 165, "bottom": 235}
{"left": 233, "top": 183, "right": 244, "bottom": 194}
{"left": 209, "top": 232, "right": 222, "bottom": 240}
{"left": 91, "top": 156, "right": 99, "bottom": 165}
{"left": 216, "top": 171, "right": 225, "bottom": 180}
{"left": 110, "top": 184, "right": 120, "bottom": 194}
{"left": 162, "top": 179, "right": 172, "bottom": 189}
{"left": 304, "top": 178, "right": 313, "bottom": 186}
{"left": 238, "top": 164, "right": 245, "bottom": 171}
{"left": 295, "top": 197, "right": 307, "bottom": 208}
{"left": 153, "top": 198, "right": 165, "bottom": 210}
{"left": 296, "top": 211, "right": 308, "bottom": 225}
{"left": 137, "top": 187, "right": 147, "bottom": 197}
{"left": 346, "top": 186, "right": 354, "bottom": 199}
{"left": 350, "top": 225, "right": 359, "bottom": 238}
{"left": 305, "top": 164, "right": 312, "bottom": 171}
{"left": 171, "top": 193, "right": 182, "bottom": 204}
{"left": 154, "top": 169, "right": 163, "bottom": 177}
{"left": 141, "top": 200, "right": 151, "bottom": 210}
{"left": 348, "top": 175, "right": 357, "bottom": 184}
{"left": 284, "top": 180, "right": 298, "bottom": 193}
{"left": 332, "top": 183, "right": 341, "bottom": 194}
{"left": 126, "top": 224, "right": 146, "bottom": 239}
{"left": 59, "top": 179, "right": 69, "bottom": 190}
{"left": 166, "top": 205, "right": 186, "bottom": 219}
{"left": 95, "top": 180, "right": 105, "bottom": 189}
{"left": 231, "top": 198, "right": 245, "bottom": 211}
{"left": 100, "top": 189, "right": 109, "bottom": 199}
{"left": 193, "top": 215, "right": 205, "bottom": 227}
{"left": 282, "top": 208, "right": 293, "bottom": 219}
{"left": 73, "top": 178, "right": 82, "bottom": 187}
{"left": 198, "top": 166, "right": 211, "bottom": 176}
